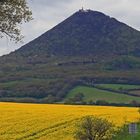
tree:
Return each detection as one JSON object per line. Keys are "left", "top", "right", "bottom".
{"left": 74, "top": 93, "right": 84, "bottom": 102}
{"left": 96, "top": 100, "right": 109, "bottom": 106}
{"left": 0, "top": 0, "right": 32, "bottom": 42}
{"left": 88, "top": 100, "right": 95, "bottom": 105}
{"left": 130, "top": 100, "right": 140, "bottom": 107}
{"left": 41, "top": 95, "right": 57, "bottom": 104}
{"left": 138, "top": 108, "right": 140, "bottom": 114}
{"left": 65, "top": 93, "right": 85, "bottom": 104}
{"left": 74, "top": 116, "right": 115, "bottom": 140}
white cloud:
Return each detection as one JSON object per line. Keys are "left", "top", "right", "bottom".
{"left": 0, "top": 0, "right": 140, "bottom": 56}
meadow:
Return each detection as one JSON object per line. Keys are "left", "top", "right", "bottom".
{"left": 96, "top": 84, "right": 140, "bottom": 97}
{"left": 0, "top": 102, "right": 139, "bottom": 140}
{"left": 66, "top": 86, "right": 140, "bottom": 103}
{"left": 96, "top": 84, "right": 140, "bottom": 90}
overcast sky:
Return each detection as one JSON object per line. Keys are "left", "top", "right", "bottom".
{"left": 0, "top": 0, "right": 140, "bottom": 56}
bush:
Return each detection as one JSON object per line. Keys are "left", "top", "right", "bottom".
{"left": 64, "top": 93, "right": 85, "bottom": 104}
{"left": 74, "top": 116, "right": 115, "bottom": 140}
{"left": 96, "top": 100, "right": 109, "bottom": 106}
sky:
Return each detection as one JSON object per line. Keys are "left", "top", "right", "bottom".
{"left": 0, "top": 0, "right": 140, "bottom": 56}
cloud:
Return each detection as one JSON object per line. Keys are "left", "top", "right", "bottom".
{"left": 0, "top": 0, "right": 140, "bottom": 56}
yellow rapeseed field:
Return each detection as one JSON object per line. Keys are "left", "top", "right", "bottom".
{"left": 0, "top": 102, "right": 139, "bottom": 140}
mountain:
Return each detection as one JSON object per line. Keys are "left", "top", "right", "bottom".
{"left": 14, "top": 9, "right": 140, "bottom": 57}
{"left": 0, "top": 9, "right": 140, "bottom": 103}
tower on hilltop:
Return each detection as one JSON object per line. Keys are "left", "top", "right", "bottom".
{"left": 79, "top": 7, "right": 90, "bottom": 12}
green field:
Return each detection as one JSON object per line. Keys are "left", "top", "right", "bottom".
{"left": 129, "top": 90, "right": 140, "bottom": 96}
{"left": 95, "top": 84, "right": 140, "bottom": 97}
{"left": 96, "top": 84, "right": 140, "bottom": 91}
{"left": 66, "top": 86, "right": 140, "bottom": 103}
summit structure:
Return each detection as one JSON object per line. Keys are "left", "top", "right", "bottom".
{"left": 79, "top": 7, "right": 91, "bottom": 12}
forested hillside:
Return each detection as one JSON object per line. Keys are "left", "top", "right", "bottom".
{"left": 0, "top": 10, "right": 140, "bottom": 103}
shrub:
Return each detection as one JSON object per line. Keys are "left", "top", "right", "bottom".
{"left": 74, "top": 116, "right": 115, "bottom": 140}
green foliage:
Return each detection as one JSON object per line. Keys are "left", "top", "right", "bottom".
{"left": 106, "top": 56, "right": 140, "bottom": 70}
{"left": 74, "top": 93, "right": 84, "bottom": 101}
{"left": 96, "top": 84, "right": 140, "bottom": 91}
{"left": 113, "top": 123, "right": 140, "bottom": 140}
{"left": 0, "top": 10, "right": 140, "bottom": 103}
{"left": 96, "top": 100, "right": 109, "bottom": 106}
{"left": 74, "top": 116, "right": 115, "bottom": 140}
{"left": 138, "top": 108, "right": 140, "bottom": 114}
{"left": 95, "top": 84, "right": 140, "bottom": 97}
{"left": 0, "top": 0, "right": 32, "bottom": 42}
{"left": 41, "top": 95, "right": 57, "bottom": 103}
{"left": 65, "top": 93, "right": 85, "bottom": 104}
{"left": 14, "top": 10, "right": 140, "bottom": 57}
{"left": 66, "top": 86, "right": 140, "bottom": 104}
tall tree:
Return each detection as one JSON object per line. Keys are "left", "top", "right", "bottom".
{"left": 0, "top": 0, "right": 32, "bottom": 42}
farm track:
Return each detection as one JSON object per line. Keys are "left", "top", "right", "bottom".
{"left": 0, "top": 103, "right": 139, "bottom": 140}
{"left": 17, "top": 118, "right": 79, "bottom": 140}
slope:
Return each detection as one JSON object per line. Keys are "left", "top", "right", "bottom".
{"left": 65, "top": 86, "right": 140, "bottom": 104}
{"left": 0, "top": 9, "right": 140, "bottom": 102}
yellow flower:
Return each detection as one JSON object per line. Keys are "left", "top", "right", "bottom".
{"left": 0, "top": 102, "right": 139, "bottom": 140}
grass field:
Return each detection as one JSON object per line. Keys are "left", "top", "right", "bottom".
{"left": 96, "top": 84, "right": 140, "bottom": 91}
{"left": 96, "top": 84, "right": 140, "bottom": 97}
{"left": 129, "top": 90, "right": 140, "bottom": 96}
{"left": 66, "top": 86, "right": 140, "bottom": 103}
{"left": 0, "top": 102, "right": 139, "bottom": 140}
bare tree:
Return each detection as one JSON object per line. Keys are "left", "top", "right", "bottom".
{"left": 74, "top": 116, "right": 115, "bottom": 140}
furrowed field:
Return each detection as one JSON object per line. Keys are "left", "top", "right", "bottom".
{"left": 0, "top": 103, "right": 139, "bottom": 140}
